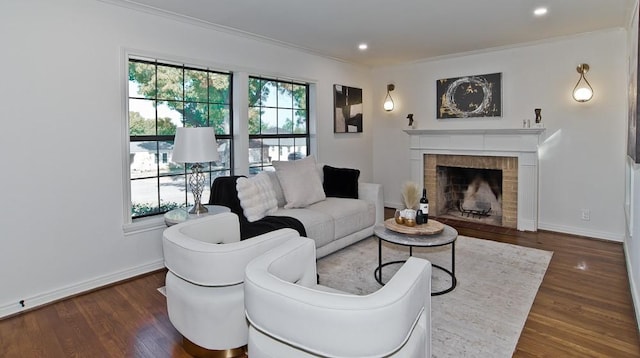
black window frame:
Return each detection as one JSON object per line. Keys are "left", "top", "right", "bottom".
{"left": 127, "top": 57, "right": 234, "bottom": 219}
{"left": 248, "top": 76, "right": 310, "bottom": 173}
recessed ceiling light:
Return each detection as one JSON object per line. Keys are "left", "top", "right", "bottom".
{"left": 358, "top": 43, "right": 368, "bottom": 51}
{"left": 534, "top": 7, "right": 548, "bottom": 16}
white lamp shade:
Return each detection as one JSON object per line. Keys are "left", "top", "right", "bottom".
{"left": 172, "top": 127, "right": 220, "bottom": 163}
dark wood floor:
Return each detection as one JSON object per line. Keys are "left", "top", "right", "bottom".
{"left": 1, "top": 212, "right": 639, "bottom": 357}
{"left": 435, "top": 217, "right": 640, "bottom": 358}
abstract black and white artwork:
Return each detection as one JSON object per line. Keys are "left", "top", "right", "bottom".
{"left": 437, "top": 73, "right": 502, "bottom": 119}
{"left": 334, "top": 84, "right": 363, "bottom": 133}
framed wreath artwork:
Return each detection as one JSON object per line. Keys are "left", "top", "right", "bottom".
{"left": 436, "top": 72, "right": 502, "bottom": 119}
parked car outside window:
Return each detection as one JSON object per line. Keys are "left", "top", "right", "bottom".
{"left": 288, "top": 152, "right": 304, "bottom": 161}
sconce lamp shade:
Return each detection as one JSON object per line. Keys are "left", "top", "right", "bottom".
{"left": 573, "top": 64, "right": 593, "bottom": 102}
{"left": 383, "top": 84, "right": 395, "bottom": 111}
{"left": 172, "top": 127, "right": 219, "bottom": 164}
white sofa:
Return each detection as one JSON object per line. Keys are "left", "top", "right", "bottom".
{"left": 262, "top": 169, "right": 384, "bottom": 259}
{"left": 268, "top": 176, "right": 383, "bottom": 258}
{"left": 210, "top": 156, "right": 384, "bottom": 259}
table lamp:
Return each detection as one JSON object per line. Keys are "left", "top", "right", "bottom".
{"left": 172, "top": 127, "right": 219, "bottom": 214}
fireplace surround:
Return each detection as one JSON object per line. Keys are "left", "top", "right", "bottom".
{"left": 405, "top": 128, "right": 545, "bottom": 231}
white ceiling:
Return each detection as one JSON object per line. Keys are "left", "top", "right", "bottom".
{"left": 117, "top": 0, "right": 635, "bottom": 66}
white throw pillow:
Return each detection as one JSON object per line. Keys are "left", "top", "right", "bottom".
{"left": 236, "top": 173, "right": 278, "bottom": 222}
{"left": 273, "top": 156, "right": 326, "bottom": 209}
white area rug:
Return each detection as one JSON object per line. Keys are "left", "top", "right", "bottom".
{"left": 316, "top": 236, "right": 553, "bottom": 358}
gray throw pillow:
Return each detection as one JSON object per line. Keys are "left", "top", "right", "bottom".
{"left": 273, "top": 156, "right": 326, "bottom": 208}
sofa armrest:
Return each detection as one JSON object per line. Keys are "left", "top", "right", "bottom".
{"left": 359, "top": 182, "right": 384, "bottom": 224}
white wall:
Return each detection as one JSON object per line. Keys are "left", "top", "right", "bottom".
{"left": 0, "top": 0, "right": 372, "bottom": 317}
{"left": 372, "top": 30, "right": 628, "bottom": 242}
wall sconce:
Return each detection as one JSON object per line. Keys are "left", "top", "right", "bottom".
{"left": 383, "top": 84, "right": 395, "bottom": 111}
{"left": 572, "top": 64, "right": 593, "bottom": 102}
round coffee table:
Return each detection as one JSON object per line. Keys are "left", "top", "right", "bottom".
{"left": 373, "top": 222, "right": 458, "bottom": 296}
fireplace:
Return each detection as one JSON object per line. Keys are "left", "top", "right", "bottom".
{"left": 406, "top": 128, "right": 544, "bottom": 231}
{"left": 437, "top": 166, "right": 503, "bottom": 225}
{"left": 427, "top": 154, "right": 517, "bottom": 228}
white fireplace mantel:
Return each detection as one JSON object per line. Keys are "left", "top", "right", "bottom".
{"left": 404, "top": 128, "right": 545, "bottom": 231}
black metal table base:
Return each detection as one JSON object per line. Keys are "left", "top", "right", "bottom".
{"left": 374, "top": 239, "right": 457, "bottom": 296}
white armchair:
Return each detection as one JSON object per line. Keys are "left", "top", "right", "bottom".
{"left": 244, "top": 237, "right": 432, "bottom": 358}
{"left": 162, "top": 212, "right": 300, "bottom": 355}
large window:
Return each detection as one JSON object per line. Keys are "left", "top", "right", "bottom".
{"left": 248, "top": 76, "right": 309, "bottom": 173}
{"left": 128, "top": 58, "right": 233, "bottom": 219}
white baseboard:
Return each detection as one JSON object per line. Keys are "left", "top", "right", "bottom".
{"left": 538, "top": 222, "right": 624, "bottom": 242}
{"left": 623, "top": 240, "right": 640, "bottom": 332}
{"left": 0, "top": 259, "right": 165, "bottom": 319}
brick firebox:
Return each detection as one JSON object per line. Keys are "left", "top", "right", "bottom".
{"left": 424, "top": 154, "right": 518, "bottom": 228}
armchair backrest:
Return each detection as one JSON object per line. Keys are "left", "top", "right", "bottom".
{"left": 174, "top": 211, "right": 241, "bottom": 244}
{"left": 163, "top": 212, "right": 299, "bottom": 286}
{"left": 244, "top": 238, "right": 432, "bottom": 357}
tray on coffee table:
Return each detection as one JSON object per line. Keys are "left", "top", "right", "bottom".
{"left": 383, "top": 218, "right": 445, "bottom": 235}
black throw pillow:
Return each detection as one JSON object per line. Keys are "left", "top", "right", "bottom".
{"left": 323, "top": 165, "right": 360, "bottom": 199}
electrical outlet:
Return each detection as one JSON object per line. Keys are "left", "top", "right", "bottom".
{"left": 581, "top": 209, "right": 591, "bottom": 221}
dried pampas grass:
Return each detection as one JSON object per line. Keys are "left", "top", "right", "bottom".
{"left": 402, "top": 181, "right": 420, "bottom": 210}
